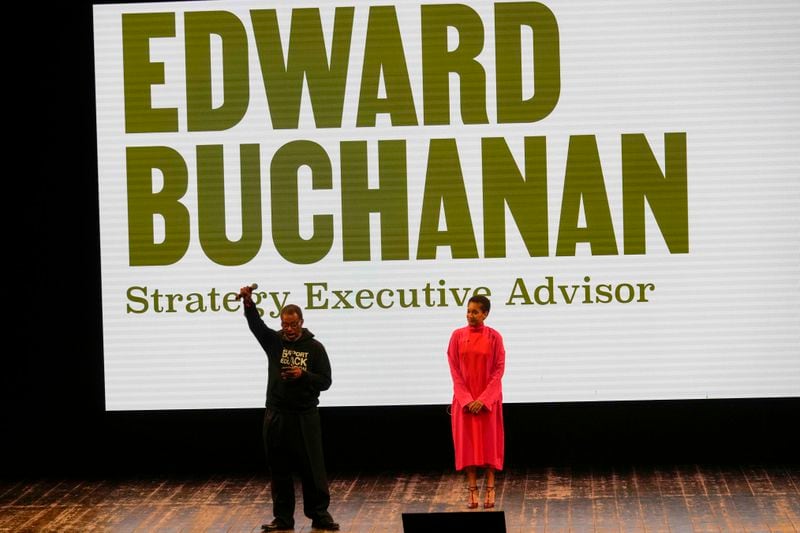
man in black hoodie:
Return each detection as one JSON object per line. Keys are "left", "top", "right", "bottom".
{"left": 240, "top": 286, "right": 339, "bottom": 532}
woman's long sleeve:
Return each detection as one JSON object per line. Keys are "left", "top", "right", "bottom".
{"left": 447, "top": 331, "right": 474, "bottom": 408}
{"left": 476, "top": 332, "right": 505, "bottom": 410}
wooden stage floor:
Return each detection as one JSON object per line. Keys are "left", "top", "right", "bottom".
{"left": 2, "top": 466, "right": 798, "bottom": 532}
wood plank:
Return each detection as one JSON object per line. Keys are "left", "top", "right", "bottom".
{"left": 543, "top": 498, "right": 571, "bottom": 532}
{"left": 590, "top": 468, "right": 617, "bottom": 499}
{"left": 766, "top": 467, "right": 799, "bottom": 496}
{"left": 675, "top": 465, "right": 707, "bottom": 496}
{"left": 611, "top": 466, "right": 640, "bottom": 499}
{"left": 729, "top": 494, "right": 769, "bottom": 532}
{"left": 706, "top": 495, "right": 746, "bottom": 533}
{"left": 694, "top": 465, "right": 733, "bottom": 497}
{"left": 656, "top": 466, "right": 684, "bottom": 497}
{"left": 637, "top": 495, "right": 670, "bottom": 533}
{"left": 683, "top": 494, "right": 723, "bottom": 533}
{"left": 724, "top": 468, "right": 756, "bottom": 496}
{"left": 742, "top": 466, "right": 779, "bottom": 496}
{"left": 615, "top": 497, "right": 646, "bottom": 532}
{"left": 591, "top": 495, "right": 621, "bottom": 532}
{"left": 569, "top": 497, "right": 595, "bottom": 530}
{"left": 752, "top": 495, "right": 798, "bottom": 533}
{"left": 545, "top": 467, "right": 573, "bottom": 500}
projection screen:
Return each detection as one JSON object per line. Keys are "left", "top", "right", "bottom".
{"left": 93, "top": 0, "right": 800, "bottom": 410}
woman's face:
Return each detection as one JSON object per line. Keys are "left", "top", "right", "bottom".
{"left": 466, "top": 302, "right": 488, "bottom": 327}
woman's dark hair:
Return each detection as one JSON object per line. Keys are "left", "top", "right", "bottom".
{"left": 468, "top": 295, "right": 491, "bottom": 313}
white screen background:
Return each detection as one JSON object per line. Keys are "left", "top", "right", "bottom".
{"left": 94, "top": 0, "right": 800, "bottom": 409}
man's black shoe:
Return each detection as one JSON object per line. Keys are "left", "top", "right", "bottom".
{"left": 311, "top": 519, "right": 340, "bottom": 531}
{"left": 261, "top": 519, "right": 294, "bottom": 531}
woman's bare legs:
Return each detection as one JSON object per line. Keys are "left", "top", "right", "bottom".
{"left": 465, "top": 467, "right": 478, "bottom": 508}
{"left": 484, "top": 468, "right": 496, "bottom": 508}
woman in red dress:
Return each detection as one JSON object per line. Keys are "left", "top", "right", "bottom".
{"left": 447, "top": 295, "right": 505, "bottom": 509}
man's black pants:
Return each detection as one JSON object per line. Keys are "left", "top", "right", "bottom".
{"left": 263, "top": 407, "right": 333, "bottom": 526}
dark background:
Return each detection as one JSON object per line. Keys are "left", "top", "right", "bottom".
{"left": 6, "top": 2, "right": 796, "bottom": 479}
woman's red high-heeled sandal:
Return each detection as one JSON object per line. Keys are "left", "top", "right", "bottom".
{"left": 484, "top": 486, "right": 496, "bottom": 509}
{"left": 467, "top": 486, "right": 479, "bottom": 509}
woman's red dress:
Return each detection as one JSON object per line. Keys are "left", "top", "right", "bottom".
{"left": 447, "top": 324, "right": 505, "bottom": 471}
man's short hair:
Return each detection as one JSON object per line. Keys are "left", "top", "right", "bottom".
{"left": 280, "top": 304, "right": 304, "bottom": 320}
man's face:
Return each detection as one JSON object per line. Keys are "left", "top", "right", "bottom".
{"left": 281, "top": 312, "right": 303, "bottom": 341}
